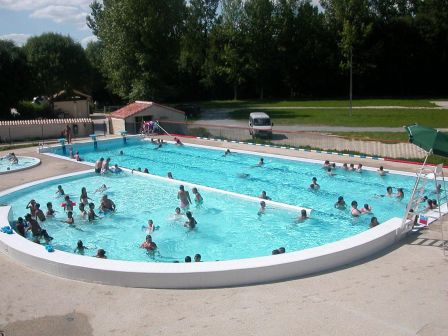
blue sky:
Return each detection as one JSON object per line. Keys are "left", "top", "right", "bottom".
{"left": 0, "top": 0, "right": 96, "bottom": 47}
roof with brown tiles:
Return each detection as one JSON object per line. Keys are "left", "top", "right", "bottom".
{"left": 109, "top": 101, "right": 184, "bottom": 119}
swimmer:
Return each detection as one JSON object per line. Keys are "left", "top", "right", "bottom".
{"left": 154, "top": 143, "right": 162, "bottom": 150}
{"left": 296, "top": 209, "right": 308, "bottom": 222}
{"left": 369, "top": 217, "right": 379, "bottom": 228}
{"left": 79, "top": 203, "right": 87, "bottom": 219}
{"left": 167, "top": 172, "right": 173, "bottom": 179}
{"left": 14, "top": 217, "right": 26, "bottom": 237}
{"left": 327, "top": 167, "right": 336, "bottom": 176}
{"left": 194, "top": 254, "right": 202, "bottom": 262}
{"left": 192, "top": 187, "right": 203, "bottom": 207}
{"left": 119, "top": 150, "right": 124, "bottom": 155}
{"left": 259, "top": 191, "right": 271, "bottom": 200}
{"left": 95, "top": 249, "right": 107, "bottom": 259}
{"left": 56, "top": 185, "right": 65, "bottom": 196}
{"left": 351, "top": 201, "right": 361, "bottom": 217}
{"left": 184, "top": 211, "right": 197, "bottom": 229}
{"left": 94, "top": 184, "right": 108, "bottom": 194}
{"left": 74, "top": 240, "right": 87, "bottom": 255}
{"left": 272, "top": 249, "right": 280, "bottom": 255}
{"left": 172, "top": 207, "right": 183, "bottom": 221}
{"left": 63, "top": 195, "right": 75, "bottom": 212}
{"left": 62, "top": 211, "right": 75, "bottom": 225}
{"left": 258, "top": 201, "right": 266, "bottom": 216}
{"left": 356, "top": 163, "right": 363, "bottom": 172}
{"left": 99, "top": 194, "right": 116, "bottom": 212}
{"left": 396, "top": 188, "right": 404, "bottom": 200}
{"left": 46, "top": 202, "right": 55, "bottom": 217}
{"left": 257, "top": 158, "right": 264, "bottom": 166}
{"left": 376, "top": 186, "right": 393, "bottom": 198}
{"left": 144, "top": 219, "right": 156, "bottom": 233}
{"left": 361, "top": 203, "right": 372, "bottom": 214}
{"left": 140, "top": 235, "right": 158, "bottom": 251}
{"left": 334, "top": 196, "right": 346, "bottom": 209}
{"left": 278, "top": 247, "right": 285, "bottom": 254}
{"left": 378, "top": 166, "right": 388, "bottom": 176}
{"left": 80, "top": 187, "right": 92, "bottom": 205}
{"left": 310, "top": 177, "right": 320, "bottom": 190}
{"left": 433, "top": 184, "right": 442, "bottom": 194}
{"left": 342, "top": 163, "right": 349, "bottom": 171}
{"left": 349, "top": 163, "right": 355, "bottom": 171}
{"left": 10, "top": 153, "right": 18, "bottom": 164}
{"left": 88, "top": 202, "right": 100, "bottom": 221}
{"left": 174, "top": 137, "right": 183, "bottom": 146}
{"left": 111, "top": 164, "right": 123, "bottom": 173}
{"left": 26, "top": 199, "right": 38, "bottom": 216}
{"left": 178, "top": 185, "right": 192, "bottom": 210}
{"left": 94, "top": 158, "right": 104, "bottom": 174}
{"left": 224, "top": 149, "right": 231, "bottom": 156}
{"left": 185, "top": 256, "right": 192, "bottom": 262}
{"left": 35, "top": 203, "right": 46, "bottom": 222}
{"left": 143, "top": 168, "right": 149, "bottom": 173}
{"left": 322, "top": 160, "right": 331, "bottom": 169}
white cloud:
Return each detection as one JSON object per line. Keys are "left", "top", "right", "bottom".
{"left": 0, "top": 33, "right": 31, "bottom": 46}
{"left": 0, "top": 1, "right": 93, "bottom": 29}
{"left": 81, "top": 34, "right": 97, "bottom": 47}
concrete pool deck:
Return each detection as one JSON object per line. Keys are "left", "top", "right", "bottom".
{"left": 0, "top": 139, "right": 447, "bottom": 336}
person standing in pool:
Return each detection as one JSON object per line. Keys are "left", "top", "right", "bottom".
{"left": 257, "top": 158, "right": 264, "bottom": 166}
{"left": 258, "top": 201, "right": 266, "bottom": 216}
{"left": 184, "top": 211, "right": 197, "bottom": 229}
{"left": 192, "top": 188, "right": 203, "bottom": 207}
{"left": 351, "top": 201, "right": 361, "bottom": 217}
{"left": 80, "top": 187, "right": 92, "bottom": 206}
{"left": 334, "top": 196, "right": 346, "bottom": 209}
{"left": 88, "top": 203, "right": 100, "bottom": 221}
{"left": 94, "top": 158, "right": 104, "bottom": 174}
{"left": 178, "top": 185, "right": 192, "bottom": 210}
{"left": 100, "top": 194, "right": 116, "bottom": 212}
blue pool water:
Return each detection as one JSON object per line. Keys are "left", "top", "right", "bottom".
{"left": 1, "top": 139, "right": 418, "bottom": 262}
{"left": 0, "top": 156, "right": 40, "bottom": 173}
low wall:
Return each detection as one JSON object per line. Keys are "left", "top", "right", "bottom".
{"left": 0, "top": 119, "right": 94, "bottom": 143}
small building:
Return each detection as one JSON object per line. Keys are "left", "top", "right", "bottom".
{"left": 52, "top": 90, "right": 92, "bottom": 118}
{"left": 108, "top": 101, "right": 186, "bottom": 135}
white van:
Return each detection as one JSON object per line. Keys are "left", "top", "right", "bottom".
{"left": 249, "top": 112, "right": 273, "bottom": 138}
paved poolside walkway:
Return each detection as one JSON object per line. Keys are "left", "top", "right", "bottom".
{"left": 0, "top": 140, "right": 447, "bottom": 336}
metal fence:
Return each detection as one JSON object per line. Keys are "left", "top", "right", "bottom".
{"left": 158, "top": 120, "right": 427, "bottom": 159}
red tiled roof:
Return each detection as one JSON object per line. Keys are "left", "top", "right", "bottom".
{"left": 109, "top": 101, "right": 153, "bottom": 119}
{"left": 109, "top": 101, "right": 185, "bottom": 119}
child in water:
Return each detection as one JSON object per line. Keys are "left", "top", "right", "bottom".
{"left": 192, "top": 188, "right": 203, "bottom": 207}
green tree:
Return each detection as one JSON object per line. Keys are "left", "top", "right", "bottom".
{"left": 87, "top": 0, "right": 185, "bottom": 101}
{"left": 0, "top": 40, "right": 30, "bottom": 119}
{"left": 178, "top": 0, "right": 219, "bottom": 99}
{"left": 321, "top": 0, "right": 372, "bottom": 115}
{"left": 243, "top": 0, "right": 275, "bottom": 99}
{"left": 23, "top": 33, "right": 90, "bottom": 96}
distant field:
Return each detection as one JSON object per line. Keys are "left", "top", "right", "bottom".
{"left": 229, "top": 108, "right": 448, "bottom": 127}
{"left": 200, "top": 99, "right": 439, "bottom": 108}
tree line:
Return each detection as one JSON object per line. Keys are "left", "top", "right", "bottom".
{"left": 1, "top": 0, "right": 447, "bottom": 118}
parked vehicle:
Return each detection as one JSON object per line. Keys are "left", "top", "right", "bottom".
{"left": 249, "top": 112, "right": 273, "bottom": 138}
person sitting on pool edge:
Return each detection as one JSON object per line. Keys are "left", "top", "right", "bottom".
{"left": 184, "top": 211, "right": 197, "bottom": 229}
{"left": 100, "top": 195, "right": 116, "bottom": 212}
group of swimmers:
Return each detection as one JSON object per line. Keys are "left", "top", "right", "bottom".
{"left": 94, "top": 157, "right": 122, "bottom": 174}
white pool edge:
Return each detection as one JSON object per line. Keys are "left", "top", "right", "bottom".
{"left": 0, "top": 203, "right": 404, "bottom": 289}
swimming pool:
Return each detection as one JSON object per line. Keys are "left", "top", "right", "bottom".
{"left": 0, "top": 138, "right": 431, "bottom": 288}
{"left": 0, "top": 156, "right": 40, "bottom": 174}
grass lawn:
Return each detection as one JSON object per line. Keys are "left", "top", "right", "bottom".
{"left": 329, "top": 132, "right": 409, "bottom": 143}
{"left": 229, "top": 108, "right": 448, "bottom": 127}
{"left": 200, "top": 98, "right": 439, "bottom": 108}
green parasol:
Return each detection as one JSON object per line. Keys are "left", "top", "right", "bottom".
{"left": 404, "top": 124, "right": 448, "bottom": 157}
